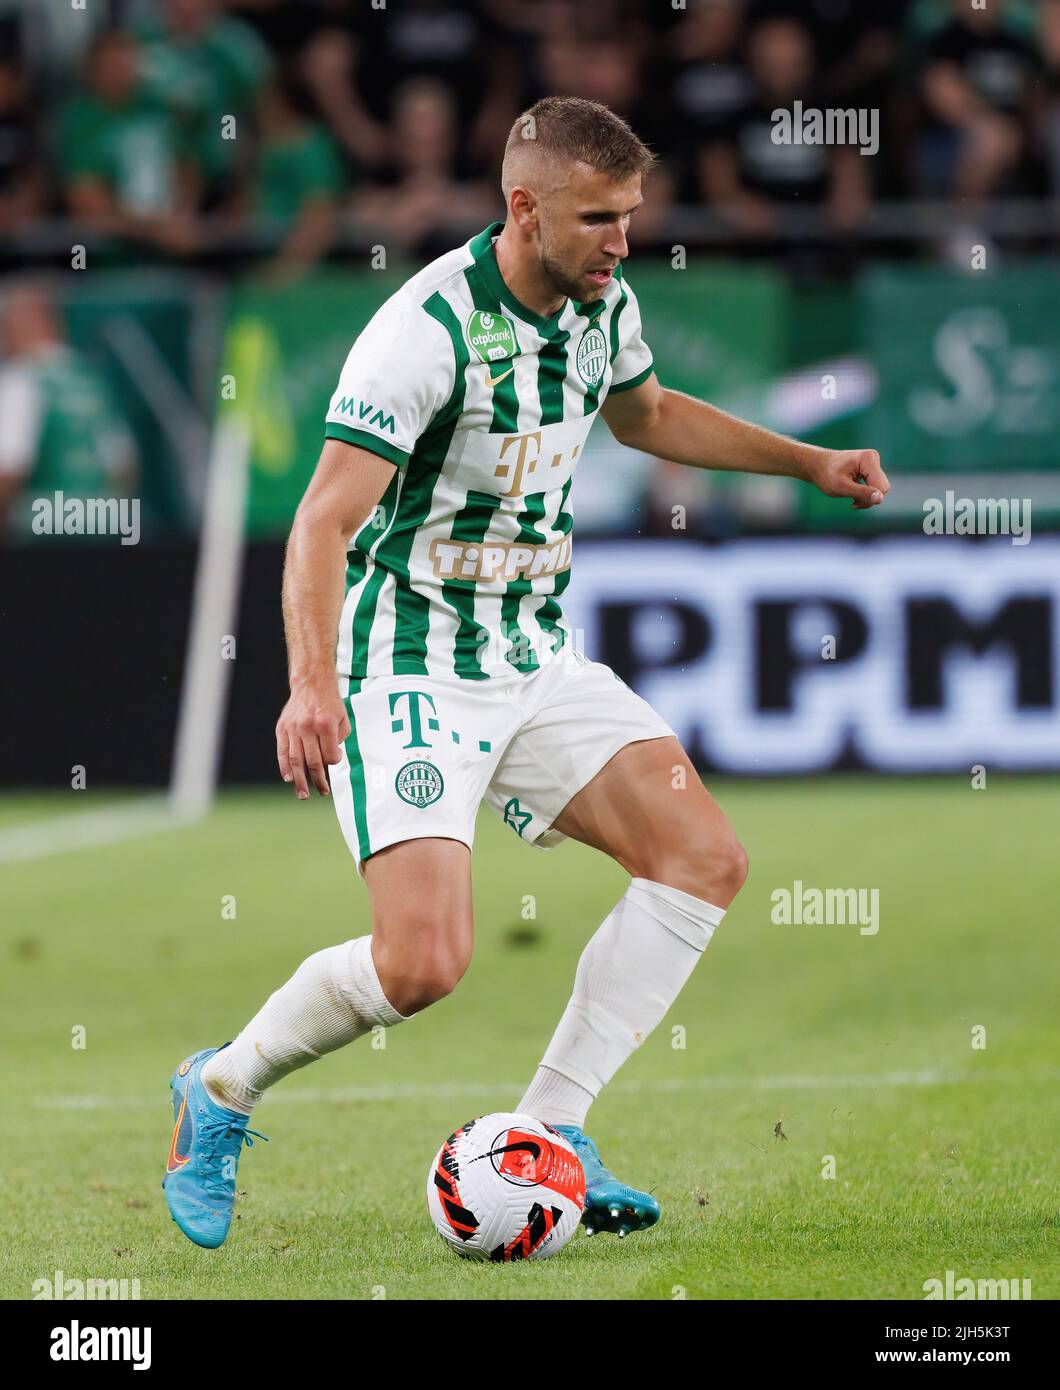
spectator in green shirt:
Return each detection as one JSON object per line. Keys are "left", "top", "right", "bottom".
{"left": 252, "top": 70, "right": 346, "bottom": 283}
{"left": 57, "top": 27, "right": 203, "bottom": 258}
{"left": 0, "top": 283, "right": 138, "bottom": 542}
{"left": 137, "top": 0, "right": 271, "bottom": 204}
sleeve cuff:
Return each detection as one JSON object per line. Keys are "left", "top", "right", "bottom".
{"left": 324, "top": 423, "right": 410, "bottom": 468}
{"left": 608, "top": 361, "right": 654, "bottom": 394}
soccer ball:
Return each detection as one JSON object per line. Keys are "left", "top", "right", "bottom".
{"left": 427, "top": 1112, "right": 586, "bottom": 1261}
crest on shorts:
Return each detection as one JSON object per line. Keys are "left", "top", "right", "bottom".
{"left": 396, "top": 760, "right": 444, "bottom": 807}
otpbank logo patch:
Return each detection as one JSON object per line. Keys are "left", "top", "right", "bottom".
{"left": 466, "top": 310, "right": 519, "bottom": 364}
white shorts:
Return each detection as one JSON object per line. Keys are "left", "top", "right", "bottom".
{"left": 330, "top": 647, "right": 675, "bottom": 875}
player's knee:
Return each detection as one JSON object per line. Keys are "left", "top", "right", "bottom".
{"left": 644, "top": 834, "right": 748, "bottom": 909}
{"left": 689, "top": 839, "right": 748, "bottom": 905}
{"left": 712, "top": 837, "right": 749, "bottom": 904}
{"left": 401, "top": 955, "right": 468, "bottom": 1013}
{"left": 380, "top": 930, "right": 471, "bottom": 1015}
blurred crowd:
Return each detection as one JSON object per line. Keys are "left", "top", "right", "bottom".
{"left": 0, "top": 0, "right": 1057, "bottom": 276}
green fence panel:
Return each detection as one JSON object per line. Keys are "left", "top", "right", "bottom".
{"left": 62, "top": 274, "right": 199, "bottom": 533}
{"left": 861, "top": 262, "right": 1060, "bottom": 472}
{"left": 221, "top": 270, "right": 408, "bottom": 535}
{"left": 631, "top": 262, "right": 785, "bottom": 400}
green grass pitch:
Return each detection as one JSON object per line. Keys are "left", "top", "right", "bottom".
{"left": 2, "top": 777, "right": 1057, "bottom": 1300}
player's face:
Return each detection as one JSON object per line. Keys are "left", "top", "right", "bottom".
{"left": 537, "top": 168, "right": 642, "bottom": 304}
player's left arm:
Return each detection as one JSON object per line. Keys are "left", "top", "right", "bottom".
{"left": 601, "top": 372, "right": 889, "bottom": 510}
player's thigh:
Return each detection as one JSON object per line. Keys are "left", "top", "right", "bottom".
{"left": 552, "top": 735, "right": 748, "bottom": 906}
{"left": 363, "top": 836, "right": 474, "bottom": 1012}
{"left": 330, "top": 674, "right": 513, "bottom": 1010}
{"left": 487, "top": 653, "right": 748, "bottom": 902}
{"left": 484, "top": 652, "right": 672, "bottom": 852}
{"left": 331, "top": 672, "right": 512, "bottom": 875}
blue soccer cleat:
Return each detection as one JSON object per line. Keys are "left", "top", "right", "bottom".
{"left": 162, "top": 1045, "right": 267, "bottom": 1249}
{"left": 554, "top": 1125, "right": 661, "bottom": 1239}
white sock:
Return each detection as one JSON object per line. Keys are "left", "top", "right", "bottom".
{"left": 518, "top": 878, "right": 725, "bottom": 1128}
{"left": 516, "top": 1066, "right": 594, "bottom": 1129}
{"left": 200, "top": 936, "right": 405, "bottom": 1114}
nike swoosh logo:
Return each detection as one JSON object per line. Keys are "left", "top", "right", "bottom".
{"left": 166, "top": 1087, "right": 190, "bottom": 1172}
{"left": 485, "top": 365, "right": 514, "bottom": 387}
{"left": 472, "top": 1140, "right": 542, "bottom": 1163}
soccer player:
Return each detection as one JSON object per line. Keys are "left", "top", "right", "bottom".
{"left": 164, "top": 97, "right": 888, "bottom": 1250}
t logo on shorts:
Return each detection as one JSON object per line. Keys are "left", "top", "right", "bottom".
{"left": 389, "top": 690, "right": 439, "bottom": 748}
{"left": 396, "top": 761, "right": 444, "bottom": 807}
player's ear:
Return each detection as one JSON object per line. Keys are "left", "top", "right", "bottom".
{"left": 508, "top": 185, "right": 537, "bottom": 230}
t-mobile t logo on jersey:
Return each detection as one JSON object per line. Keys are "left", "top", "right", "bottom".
{"left": 494, "top": 431, "right": 580, "bottom": 498}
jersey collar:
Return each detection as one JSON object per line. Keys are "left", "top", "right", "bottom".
{"left": 469, "top": 222, "right": 606, "bottom": 336}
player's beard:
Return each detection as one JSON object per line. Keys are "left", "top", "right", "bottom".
{"left": 539, "top": 231, "right": 604, "bottom": 305}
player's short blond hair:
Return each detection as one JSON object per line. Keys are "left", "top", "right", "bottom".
{"left": 501, "top": 97, "right": 657, "bottom": 198}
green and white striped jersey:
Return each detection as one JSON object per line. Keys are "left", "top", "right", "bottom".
{"left": 324, "top": 221, "right": 654, "bottom": 682}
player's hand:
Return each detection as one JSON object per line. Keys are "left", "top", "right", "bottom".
{"left": 807, "top": 448, "right": 890, "bottom": 510}
{"left": 275, "top": 681, "right": 350, "bottom": 800}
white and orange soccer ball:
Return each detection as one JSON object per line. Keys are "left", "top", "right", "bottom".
{"left": 427, "top": 1112, "right": 586, "bottom": 1261}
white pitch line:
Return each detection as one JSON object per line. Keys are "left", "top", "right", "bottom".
{"left": 32, "top": 1069, "right": 1057, "bottom": 1112}
{"left": 0, "top": 797, "right": 186, "bottom": 866}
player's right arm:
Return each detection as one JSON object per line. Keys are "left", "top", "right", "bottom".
{"left": 275, "top": 439, "right": 396, "bottom": 799}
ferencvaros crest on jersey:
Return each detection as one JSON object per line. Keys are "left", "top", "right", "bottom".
{"left": 576, "top": 326, "right": 607, "bottom": 386}
{"left": 466, "top": 310, "right": 519, "bottom": 364}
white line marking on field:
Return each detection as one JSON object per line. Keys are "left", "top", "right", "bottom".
{"left": 0, "top": 797, "right": 185, "bottom": 865}
{"left": 32, "top": 1069, "right": 1058, "bottom": 1112}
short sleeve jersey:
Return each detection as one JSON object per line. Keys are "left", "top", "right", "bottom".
{"left": 324, "top": 221, "right": 654, "bottom": 683}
